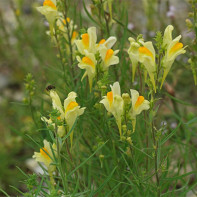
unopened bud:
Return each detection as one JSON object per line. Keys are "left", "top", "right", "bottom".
{"left": 122, "top": 93, "right": 130, "bottom": 104}
{"left": 126, "top": 137, "right": 132, "bottom": 145}
{"left": 122, "top": 125, "right": 127, "bottom": 132}
{"left": 188, "top": 58, "right": 192, "bottom": 64}
{"left": 101, "top": 85, "right": 107, "bottom": 90}
{"left": 99, "top": 154, "right": 104, "bottom": 159}
{"left": 185, "top": 19, "right": 193, "bottom": 28}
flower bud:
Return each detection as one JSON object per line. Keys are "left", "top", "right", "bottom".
{"left": 126, "top": 137, "right": 132, "bottom": 145}
{"left": 122, "top": 93, "right": 131, "bottom": 104}
{"left": 185, "top": 19, "right": 193, "bottom": 28}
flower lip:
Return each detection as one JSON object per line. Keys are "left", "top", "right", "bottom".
{"left": 107, "top": 91, "right": 113, "bottom": 106}
{"left": 43, "top": 0, "right": 57, "bottom": 9}
{"left": 134, "top": 96, "right": 144, "bottom": 109}
{"left": 105, "top": 49, "right": 114, "bottom": 61}
{"left": 99, "top": 39, "right": 106, "bottom": 45}
{"left": 139, "top": 47, "right": 153, "bottom": 58}
{"left": 40, "top": 147, "right": 50, "bottom": 159}
{"left": 82, "top": 33, "right": 89, "bottom": 48}
{"left": 169, "top": 42, "right": 183, "bottom": 54}
{"left": 72, "top": 31, "right": 78, "bottom": 40}
{"left": 65, "top": 101, "right": 79, "bottom": 112}
{"left": 82, "top": 56, "right": 95, "bottom": 68}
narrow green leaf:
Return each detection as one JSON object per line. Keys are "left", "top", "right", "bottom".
{"left": 161, "top": 122, "right": 182, "bottom": 145}
{"left": 0, "top": 188, "right": 10, "bottom": 197}
{"left": 68, "top": 141, "right": 108, "bottom": 177}
{"left": 91, "top": 166, "right": 117, "bottom": 196}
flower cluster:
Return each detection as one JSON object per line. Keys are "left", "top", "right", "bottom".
{"left": 128, "top": 25, "right": 186, "bottom": 92}
{"left": 33, "top": 86, "right": 85, "bottom": 172}
{"left": 75, "top": 27, "right": 119, "bottom": 91}
{"left": 36, "top": 0, "right": 78, "bottom": 46}
{"left": 100, "top": 82, "right": 150, "bottom": 137}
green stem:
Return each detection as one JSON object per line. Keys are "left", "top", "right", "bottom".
{"left": 55, "top": 125, "right": 68, "bottom": 193}
{"left": 151, "top": 93, "right": 160, "bottom": 197}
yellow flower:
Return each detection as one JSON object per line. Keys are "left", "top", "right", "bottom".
{"left": 160, "top": 25, "right": 186, "bottom": 88}
{"left": 97, "top": 36, "right": 117, "bottom": 50}
{"left": 64, "top": 92, "right": 86, "bottom": 147}
{"left": 36, "top": 0, "right": 58, "bottom": 36}
{"left": 128, "top": 37, "right": 144, "bottom": 82}
{"left": 41, "top": 116, "right": 65, "bottom": 137}
{"left": 57, "top": 17, "right": 78, "bottom": 45}
{"left": 42, "top": 89, "right": 65, "bottom": 137}
{"left": 75, "top": 27, "right": 97, "bottom": 55}
{"left": 49, "top": 89, "right": 64, "bottom": 120}
{"left": 99, "top": 46, "right": 119, "bottom": 71}
{"left": 129, "top": 89, "right": 150, "bottom": 132}
{"left": 138, "top": 41, "right": 156, "bottom": 92}
{"left": 100, "top": 82, "right": 124, "bottom": 137}
{"left": 76, "top": 50, "right": 97, "bottom": 91}
{"left": 33, "top": 140, "right": 57, "bottom": 172}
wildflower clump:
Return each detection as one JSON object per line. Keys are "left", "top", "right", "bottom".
{"left": 76, "top": 27, "right": 119, "bottom": 91}
{"left": 100, "top": 81, "right": 150, "bottom": 137}
{"left": 128, "top": 25, "right": 186, "bottom": 92}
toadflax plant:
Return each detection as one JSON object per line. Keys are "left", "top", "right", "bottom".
{"left": 3, "top": 0, "right": 196, "bottom": 197}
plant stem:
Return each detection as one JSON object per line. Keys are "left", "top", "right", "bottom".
{"left": 151, "top": 92, "right": 160, "bottom": 197}
{"left": 55, "top": 125, "right": 68, "bottom": 193}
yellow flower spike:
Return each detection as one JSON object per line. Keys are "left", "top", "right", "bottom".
{"left": 130, "top": 89, "right": 150, "bottom": 132}
{"left": 77, "top": 50, "right": 97, "bottom": 92}
{"left": 100, "top": 82, "right": 124, "bottom": 138}
{"left": 160, "top": 25, "right": 186, "bottom": 89}
{"left": 64, "top": 92, "right": 85, "bottom": 148}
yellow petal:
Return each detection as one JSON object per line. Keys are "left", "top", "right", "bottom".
{"left": 134, "top": 96, "right": 144, "bottom": 109}
{"left": 72, "top": 31, "right": 78, "bottom": 41}
{"left": 66, "top": 17, "right": 70, "bottom": 23}
{"left": 82, "top": 33, "right": 89, "bottom": 48}
{"left": 43, "top": 0, "right": 57, "bottom": 9}
{"left": 99, "top": 39, "right": 106, "bottom": 45}
{"left": 107, "top": 91, "right": 113, "bottom": 106}
{"left": 40, "top": 147, "right": 50, "bottom": 160}
{"left": 169, "top": 42, "right": 183, "bottom": 54}
{"left": 65, "top": 101, "right": 78, "bottom": 112}
{"left": 82, "top": 56, "right": 95, "bottom": 68}
{"left": 105, "top": 49, "right": 114, "bottom": 61}
{"left": 139, "top": 46, "right": 153, "bottom": 59}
